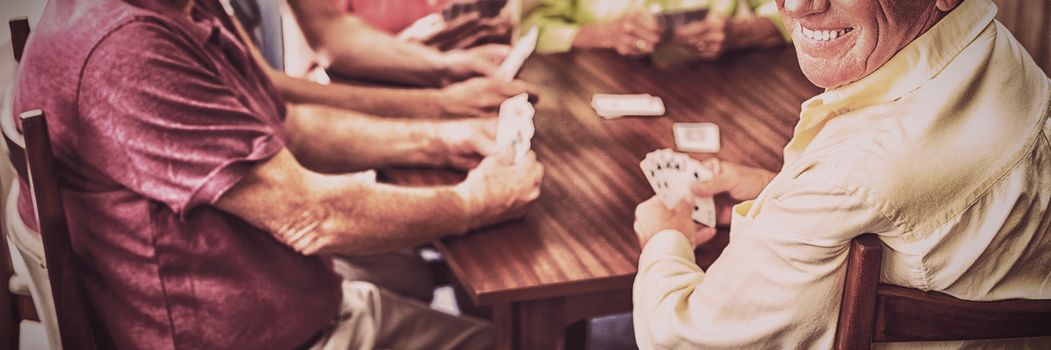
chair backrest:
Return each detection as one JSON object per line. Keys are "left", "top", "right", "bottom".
{"left": 9, "top": 16, "right": 30, "bottom": 63}
{"left": 834, "top": 234, "right": 1051, "bottom": 350}
{"left": 2, "top": 16, "right": 34, "bottom": 350}
{"left": 14, "top": 110, "right": 98, "bottom": 350}
{"left": 992, "top": 0, "right": 1051, "bottom": 74}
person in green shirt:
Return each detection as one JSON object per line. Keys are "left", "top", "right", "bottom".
{"left": 523, "top": 0, "right": 789, "bottom": 59}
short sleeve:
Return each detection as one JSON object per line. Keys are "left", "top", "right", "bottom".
{"left": 523, "top": 0, "right": 581, "bottom": 53}
{"left": 76, "top": 20, "right": 284, "bottom": 217}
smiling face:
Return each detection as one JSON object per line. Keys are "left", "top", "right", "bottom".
{"left": 776, "top": 0, "right": 950, "bottom": 88}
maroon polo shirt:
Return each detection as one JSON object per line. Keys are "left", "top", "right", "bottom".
{"left": 12, "top": 0, "right": 341, "bottom": 348}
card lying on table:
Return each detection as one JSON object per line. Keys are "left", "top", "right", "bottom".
{"left": 673, "top": 122, "right": 721, "bottom": 153}
{"left": 591, "top": 93, "right": 665, "bottom": 119}
{"left": 639, "top": 149, "right": 717, "bottom": 228}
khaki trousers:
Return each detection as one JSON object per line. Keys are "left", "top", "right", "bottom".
{"left": 310, "top": 281, "right": 495, "bottom": 350}
{"left": 332, "top": 250, "right": 435, "bottom": 302}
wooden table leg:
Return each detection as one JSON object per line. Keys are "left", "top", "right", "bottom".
{"left": 492, "top": 288, "right": 634, "bottom": 350}
{"left": 493, "top": 303, "right": 515, "bottom": 350}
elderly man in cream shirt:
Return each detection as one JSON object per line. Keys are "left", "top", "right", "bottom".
{"left": 632, "top": 0, "right": 1051, "bottom": 348}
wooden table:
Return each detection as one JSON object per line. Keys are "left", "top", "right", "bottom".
{"left": 384, "top": 47, "right": 821, "bottom": 349}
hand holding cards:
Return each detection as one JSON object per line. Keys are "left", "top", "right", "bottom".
{"left": 640, "top": 149, "right": 717, "bottom": 228}
{"left": 591, "top": 93, "right": 665, "bottom": 119}
{"left": 496, "top": 93, "right": 535, "bottom": 164}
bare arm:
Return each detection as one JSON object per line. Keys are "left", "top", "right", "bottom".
{"left": 269, "top": 72, "right": 446, "bottom": 118}
{"left": 216, "top": 147, "right": 544, "bottom": 256}
{"left": 216, "top": 149, "right": 472, "bottom": 255}
{"left": 288, "top": 0, "right": 500, "bottom": 86}
{"left": 283, "top": 103, "right": 498, "bottom": 174}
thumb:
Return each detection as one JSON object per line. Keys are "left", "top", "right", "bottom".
{"left": 691, "top": 175, "right": 736, "bottom": 197}
{"left": 693, "top": 226, "right": 718, "bottom": 247}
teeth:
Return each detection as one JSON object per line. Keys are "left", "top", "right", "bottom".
{"left": 800, "top": 25, "right": 851, "bottom": 42}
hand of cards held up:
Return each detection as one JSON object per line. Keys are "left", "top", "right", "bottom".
{"left": 493, "top": 26, "right": 539, "bottom": 82}
{"left": 496, "top": 93, "right": 535, "bottom": 164}
{"left": 639, "top": 149, "right": 717, "bottom": 228}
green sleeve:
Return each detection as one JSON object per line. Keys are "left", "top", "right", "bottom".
{"left": 522, "top": 0, "right": 581, "bottom": 53}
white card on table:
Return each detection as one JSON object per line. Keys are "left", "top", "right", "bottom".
{"left": 591, "top": 94, "right": 665, "bottom": 119}
{"left": 493, "top": 26, "right": 539, "bottom": 82}
{"left": 673, "top": 122, "right": 720, "bottom": 153}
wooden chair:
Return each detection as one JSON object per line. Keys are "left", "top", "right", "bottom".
{"left": 993, "top": 0, "right": 1051, "bottom": 74}
{"left": 2, "top": 16, "right": 42, "bottom": 350}
{"left": 4, "top": 110, "right": 102, "bottom": 349}
{"left": 834, "top": 234, "right": 1051, "bottom": 349}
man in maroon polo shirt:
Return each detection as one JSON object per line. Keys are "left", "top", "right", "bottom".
{"left": 11, "top": 0, "right": 542, "bottom": 348}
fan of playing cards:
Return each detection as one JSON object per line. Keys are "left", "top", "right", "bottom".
{"left": 640, "top": 149, "right": 717, "bottom": 228}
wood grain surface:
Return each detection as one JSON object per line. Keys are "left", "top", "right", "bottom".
{"left": 384, "top": 46, "right": 820, "bottom": 306}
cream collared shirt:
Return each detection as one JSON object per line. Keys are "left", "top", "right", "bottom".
{"left": 633, "top": 0, "right": 1051, "bottom": 348}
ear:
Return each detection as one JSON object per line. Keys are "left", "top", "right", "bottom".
{"left": 935, "top": 0, "right": 962, "bottom": 12}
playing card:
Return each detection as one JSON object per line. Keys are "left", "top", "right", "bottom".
{"left": 639, "top": 156, "right": 663, "bottom": 197}
{"left": 641, "top": 149, "right": 718, "bottom": 226}
{"left": 493, "top": 26, "right": 539, "bottom": 82}
{"left": 496, "top": 93, "right": 535, "bottom": 163}
{"left": 685, "top": 158, "right": 717, "bottom": 227}
{"left": 591, "top": 94, "right": 665, "bottom": 118}
{"left": 673, "top": 122, "right": 721, "bottom": 153}
{"left": 657, "top": 8, "right": 711, "bottom": 32}
{"left": 692, "top": 196, "right": 717, "bottom": 228}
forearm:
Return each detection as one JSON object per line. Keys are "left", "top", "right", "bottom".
{"left": 305, "top": 176, "right": 473, "bottom": 255}
{"left": 284, "top": 104, "right": 447, "bottom": 173}
{"left": 633, "top": 231, "right": 707, "bottom": 346}
{"left": 325, "top": 19, "right": 448, "bottom": 86}
{"left": 218, "top": 150, "right": 475, "bottom": 256}
{"left": 268, "top": 71, "right": 444, "bottom": 118}
{"left": 289, "top": 0, "right": 449, "bottom": 86}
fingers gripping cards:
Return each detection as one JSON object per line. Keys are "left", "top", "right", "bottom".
{"left": 496, "top": 93, "right": 535, "bottom": 163}
{"left": 640, "top": 149, "right": 717, "bottom": 227}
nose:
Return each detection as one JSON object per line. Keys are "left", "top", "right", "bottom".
{"left": 779, "top": 0, "right": 829, "bottom": 18}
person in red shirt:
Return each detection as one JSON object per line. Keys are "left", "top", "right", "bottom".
{"left": 13, "top": 0, "right": 541, "bottom": 348}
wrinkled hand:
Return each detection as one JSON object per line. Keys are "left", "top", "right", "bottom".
{"left": 441, "top": 44, "right": 510, "bottom": 83}
{"left": 439, "top": 77, "right": 539, "bottom": 117}
{"left": 576, "top": 11, "right": 662, "bottom": 57}
{"left": 673, "top": 15, "right": 730, "bottom": 61}
{"left": 433, "top": 118, "right": 500, "bottom": 170}
{"left": 634, "top": 196, "right": 716, "bottom": 249}
{"left": 691, "top": 158, "right": 775, "bottom": 225}
{"left": 424, "top": 12, "right": 513, "bottom": 51}
{"left": 455, "top": 150, "right": 544, "bottom": 232}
